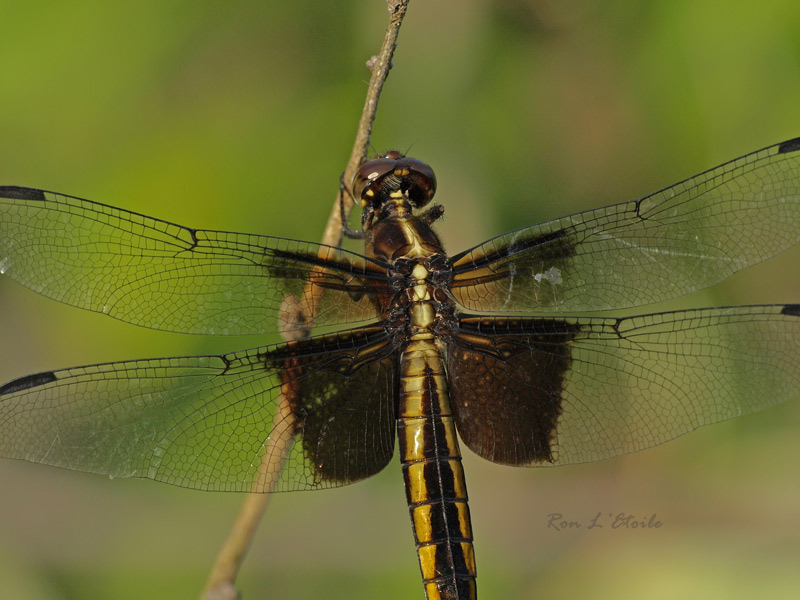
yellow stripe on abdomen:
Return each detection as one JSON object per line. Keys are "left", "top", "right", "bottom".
{"left": 398, "top": 338, "right": 477, "bottom": 600}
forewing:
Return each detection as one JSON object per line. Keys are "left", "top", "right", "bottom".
{"left": 450, "top": 138, "right": 800, "bottom": 313}
{"left": 0, "top": 187, "right": 388, "bottom": 336}
{"left": 0, "top": 326, "right": 397, "bottom": 492}
{"left": 447, "top": 305, "right": 800, "bottom": 466}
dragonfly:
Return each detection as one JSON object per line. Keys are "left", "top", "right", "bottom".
{"left": 1, "top": 139, "right": 800, "bottom": 600}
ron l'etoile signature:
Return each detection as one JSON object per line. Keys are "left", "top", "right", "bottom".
{"left": 547, "top": 512, "right": 663, "bottom": 531}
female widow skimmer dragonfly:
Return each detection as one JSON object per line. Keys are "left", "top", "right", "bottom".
{"left": 1, "top": 139, "right": 800, "bottom": 600}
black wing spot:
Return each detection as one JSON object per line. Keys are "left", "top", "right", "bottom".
{"left": 0, "top": 186, "right": 47, "bottom": 201}
{"left": 778, "top": 137, "right": 800, "bottom": 154}
{"left": 780, "top": 304, "right": 800, "bottom": 317}
{"left": 0, "top": 371, "right": 58, "bottom": 396}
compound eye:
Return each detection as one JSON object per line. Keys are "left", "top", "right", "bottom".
{"left": 352, "top": 157, "right": 397, "bottom": 203}
{"left": 400, "top": 158, "right": 437, "bottom": 208}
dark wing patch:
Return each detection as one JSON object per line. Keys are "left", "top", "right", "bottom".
{"left": 0, "top": 187, "right": 389, "bottom": 336}
{"left": 449, "top": 139, "right": 800, "bottom": 314}
{"left": 0, "top": 326, "right": 397, "bottom": 492}
{"left": 261, "top": 327, "right": 398, "bottom": 485}
{"left": 448, "top": 306, "right": 800, "bottom": 467}
{"left": 448, "top": 317, "right": 580, "bottom": 465}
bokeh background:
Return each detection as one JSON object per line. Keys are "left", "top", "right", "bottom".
{"left": 2, "top": 1, "right": 800, "bottom": 599}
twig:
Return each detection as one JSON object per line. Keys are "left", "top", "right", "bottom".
{"left": 321, "top": 0, "right": 410, "bottom": 246}
{"left": 199, "top": 2, "right": 410, "bottom": 598}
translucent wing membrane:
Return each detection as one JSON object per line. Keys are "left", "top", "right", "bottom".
{"left": 0, "top": 187, "right": 388, "bottom": 336}
{"left": 448, "top": 305, "right": 800, "bottom": 466}
{"left": 450, "top": 139, "right": 800, "bottom": 313}
{"left": 0, "top": 326, "right": 397, "bottom": 492}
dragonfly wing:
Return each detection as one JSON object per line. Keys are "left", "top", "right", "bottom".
{"left": 0, "top": 187, "right": 388, "bottom": 336}
{"left": 447, "top": 305, "right": 800, "bottom": 466}
{"left": 0, "top": 326, "right": 398, "bottom": 492}
{"left": 449, "top": 138, "right": 800, "bottom": 313}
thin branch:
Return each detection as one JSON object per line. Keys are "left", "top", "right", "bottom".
{"left": 321, "top": 0, "right": 410, "bottom": 246}
{"left": 199, "top": 2, "right": 410, "bottom": 599}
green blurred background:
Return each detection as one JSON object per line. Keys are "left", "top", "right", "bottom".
{"left": 2, "top": 1, "right": 800, "bottom": 599}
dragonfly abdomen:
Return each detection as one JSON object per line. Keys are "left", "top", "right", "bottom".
{"left": 398, "top": 338, "right": 477, "bottom": 600}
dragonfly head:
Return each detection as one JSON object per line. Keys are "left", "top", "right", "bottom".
{"left": 352, "top": 151, "right": 437, "bottom": 216}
